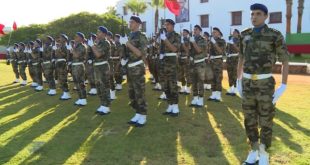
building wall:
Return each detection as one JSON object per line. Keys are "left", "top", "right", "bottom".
{"left": 116, "top": 0, "right": 310, "bottom": 39}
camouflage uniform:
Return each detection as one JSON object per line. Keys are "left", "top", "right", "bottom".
{"left": 94, "top": 38, "right": 111, "bottom": 107}
{"left": 192, "top": 35, "right": 207, "bottom": 97}
{"left": 178, "top": 37, "right": 192, "bottom": 89}
{"left": 226, "top": 37, "right": 240, "bottom": 88}
{"left": 150, "top": 41, "right": 160, "bottom": 84}
{"left": 161, "top": 31, "right": 181, "bottom": 105}
{"left": 86, "top": 45, "right": 96, "bottom": 90}
{"left": 26, "top": 47, "right": 36, "bottom": 83}
{"left": 8, "top": 48, "right": 20, "bottom": 80}
{"left": 127, "top": 31, "right": 148, "bottom": 115}
{"left": 209, "top": 38, "right": 226, "bottom": 92}
{"left": 240, "top": 25, "right": 289, "bottom": 149}
{"left": 71, "top": 42, "right": 87, "bottom": 99}
{"left": 31, "top": 47, "right": 43, "bottom": 86}
{"left": 42, "top": 44, "right": 56, "bottom": 89}
{"left": 55, "top": 42, "right": 70, "bottom": 92}
{"left": 111, "top": 41, "right": 124, "bottom": 85}
{"left": 108, "top": 40, "right": 116, "bottom": 91}
{"left": 16, "top": 48, "right": 27, "bottom": 81}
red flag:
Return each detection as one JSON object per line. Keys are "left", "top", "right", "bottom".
{"left": 13, "top": 21, "right": 17, "bottom": 31}
{"left": 164, "top": 0, "right": 180, "bottom": 16}
{"left": 0, "top": 24, "right": 5, "bottom": 35}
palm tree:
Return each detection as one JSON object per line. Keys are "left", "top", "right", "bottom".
{"left": 125, "top": 0, "right": 148, "bottom": 16}
{"left": 297, "top": 0, "right": 304, "bottom": 33}
{"left": 286, "top": 0, "right": 293, "bottom": 34}
{"left": 149, "top": 0, "right": 165, "bottom": 33}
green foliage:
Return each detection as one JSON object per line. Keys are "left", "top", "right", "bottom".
{"left": 125, "top": 0, "right": 148, "bottom": 15}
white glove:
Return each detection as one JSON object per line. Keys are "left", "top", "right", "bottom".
{"left": 160, "top": 32, "right": 167, "bottom": 41}
{"left": 159, "top": 54, "right": 165, "bottom": 60}
{"left": 6, "top": 48, "right": 10, "bottom": 52}
{"left": 190, "top": 36, "right": 195, "bottom": 42}
{"left": 211, "top": 37, "right": 216, "bottom": 44}
{"left": 121, "top": 59, "right": 128, "bottom": 66}
{"left": 152, "top": 42, "right": 156, "bottom": 47}
{"left": 236, "top": 79, "right": 243, "bottom": 98}
{"left": 13, "top": 48, "right": 18, "bottom": 53}
{"left": 190, "top": 57, "right": 194, "bottom": 61}
{"left": 88, "top": 39, "right": 94, "bottom": 47}
{"left": 39, "top": 47, "right": 44, "bottom": 52}
{"left": 227, "top": 39, "right": 234, "bottom": 44}
{"left": 23, "top": 49, "right": 28, "bottom": 53}
{"left": 52, "top": 59, "right": 55, "bottom": 62}
{"left": 87, "top": 60, "right": 93, "bottom": 64}
{"left": 28, "top": 49, "right": 32, "bottom": 54}
{"left": 181, "top": 37, "right": 184, "bottom": 44}
{"left": 52, "top": 45, "right": 57, "bottom": 50}
{"left": 66, "top": 44, "right": 72, "bottom": 50}
{"left": 272, "top": 84, "right": 287, "bottom": 104}
{"left": 67, "top": 62, "right": 72, "bottom": 65}
{"left": 120, "top": 36, "right": 128, "bottom": 45}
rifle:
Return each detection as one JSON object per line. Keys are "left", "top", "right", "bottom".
{"left": 121, "top": 16, "right": 129, "bottom": 59}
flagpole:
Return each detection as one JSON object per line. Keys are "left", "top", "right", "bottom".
{"left": 7, "top": 32, "right": 12, "bottom": 47}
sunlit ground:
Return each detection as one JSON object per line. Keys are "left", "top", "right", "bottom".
{"left": 0, "top": 61, "right": 309, "bottom": 165}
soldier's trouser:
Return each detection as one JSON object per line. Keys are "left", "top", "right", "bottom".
{"left": 163, "top": 58, "right": 178, "bottom": 104}
{"left": 153, "top": 57, "right": 160, "bottom": 83}
{"left": 28, "top": 64, "right": 36, "bottom": 82}
{"left": 192, "top": 62, "right": 206, "bottom": 97}
{"left": 210, "top": 59, "right": 223, "bottom": 91}
{"left": 109, "top": 61, "right": 116, "bottom": 91}
{"left": 112, "top": 60, "right": 122, "bottom": 84}
{"left": 127, "top": 63, "right": 147, "bottom": 115}
{"left": 18, "top": 63, "right": 27, "bottom": 80}
{"left": 158, "top": 59, "right": 165, "bottom": 88}
{"left": 54, "top": 65, "right": 58, "bottom": 81}
{"left": 72, "top": 65, "right": 86, "bottom": 99}
{"left": 226, "top": 56, "right": 238, "bottom": 87}
{"left": 178, "top": 59, "right": 191, "bottom": 87}
{"left": 55, "top": 61, "right": 69, "bottom": 92}
{"left": 11, "top": 62, "right": 20, "bottom": 79}
{"left": 242, "top": 77, "right": 275, "bottom": 149}
{"left": 94, "top": 64, "right": 111, "bottom": 107}
{"left": 204, "top": 62, "right": 213, "bottom": 84}
{"left": 33, "top": 64, "right": 43, "bottom": 85}
{"left": 42, "top": 63, "right": 56, "bottom": 89}
{"left": 85, "top": 63, "right": 96, "bottom": 89}
{"left": 147, "top": 55, "right": 154, "bottom": 77}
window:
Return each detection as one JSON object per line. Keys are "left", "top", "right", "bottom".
{"left": 200, "top": 14, "right": 209, "bottom": 28}
{"left": 123, "top": 6, "right": 128, "bottom": 15}
{"left": 200, "top": 0, "right": 208, "bottom": 3}
{"left": 141, "top": 22, "right": 147, "bottom": 32}
{"left": 231, "top": 11, "right": 242, "bottom": 26}
{"left": 269, "top": 12, "right": 282, "bottom": 24}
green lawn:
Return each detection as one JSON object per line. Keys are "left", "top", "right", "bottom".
{"left": 0, "top": 61, "right": 309, "bottom": 165}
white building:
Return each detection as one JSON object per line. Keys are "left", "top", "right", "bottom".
{"left": 116, "top": 0, "right": 310, "bottom": 39}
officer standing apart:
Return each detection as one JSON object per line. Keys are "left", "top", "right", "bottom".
{"left": 160, "top": 19, "right": 181, "bottom": 116}
{"left": 90, "top": 26, "right": 112, "bottom": 115}
{"left": 119, "top": 15, "right": 148, "bottom": 127}
{"left": 237, "top": 3, "right": 289, "bottom": 165}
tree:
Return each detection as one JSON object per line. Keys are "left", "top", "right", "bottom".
{"left": 125, "top": 0, "right": 148, "bottom": 16}
{"left": 149, "top": 0, "right": 165, "bottom": 33}
{"left": 286, "top": 0, "right": 293, "bottom": 34}
{"left": 297, "top": 0, "right": 304, "bottom": 33}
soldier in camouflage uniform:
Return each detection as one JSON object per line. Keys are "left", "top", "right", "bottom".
{"left": 26, "top": 41, "right": 38, "bottom": 87}
{"left": 119, "top": 15, "right": 148, "bottom": 127}
{"left": 112, "top": 34, "right": 124, "bottom": 90}
{"left": 32, "top": 39, "right": 44, "bottom": 91}
{"left": 149, "top": 36, "right": 161, "bottom": 90}
{"left": 160, "top": 19, "right": 181, "bottom": 116}
{"left": 237, "top": 4, "right": 289, "bottom": 165}
{"left": 71, "top": 32, "right": 88, "bottom": 106}
{"left": 89, "top": 26, "right": 111, "bottom": 115}
{"left": 107, "top": 31, "right": 117, "bottom": 100}
{"left": 55, "top": 34, "right": 71, "bottom": 100}
{"left": 189, "top": 25, "right": 207, "bottom": 107}
{"left": 42, "top": 36, "right": 56, "bottom": 95}
{"left": 86, "top": 33, "right": 97, "bottom": 96}
{"left": 203, "top": 32, "right": 213, "bottom": 90}
{"left": 208, "top": 27, "right": 226, "bottom": 102}
{"left": 6, "top": 43, "right": 20, "bottom": 83}
{"left": 226, "top": 29, "right": 240, "bottom": 96}
{"left": 178, "top": 29, "right": 191, "bottom": 95}
{"left": 16, "top": 42, "right": 28, "bottom": 86}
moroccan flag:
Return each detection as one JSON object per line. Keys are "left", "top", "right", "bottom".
{"left": 0, "top": 24, "right": 5, "bottom": 35}
{"left": 13, "top": 21, "right": 17, "bottom": 31}
{"left": 164, "top": 0, "right": 180, "bottom": 16}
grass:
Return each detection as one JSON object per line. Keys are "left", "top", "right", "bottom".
{"left": 289, "top": 54, "right": 310, "bottom": 63}
{"left": 0, "top": 61, "right": 310, "bottom": 165}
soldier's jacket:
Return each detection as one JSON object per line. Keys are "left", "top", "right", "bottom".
{"left": 26, "top": 48, "right": 33, "bottom": 64}
{"left": 87, "top": 45, "right": 95, "bottom": 60}
{"left": 55, "top": 43, "right": 69, "bottom": 60}
{"left": 180, "top": 37, "right": 190, "bottom": 57}
{"left": 113, "top": 41, "right": 124, "bottom": 59}
{"left": 239, "top": 24, "right": 289, "bottom": 74}
{"left": 226, "top": 37, "right": 240, "bottom": 54}
{"left": 162, "top": 31, "right": 181, "bottom": 54}
{"left": 193, "top": 35, "right": 207, "bottom": 60}
{"left": 128, "top": 31, "right": 148, "bottom": 62}
{"left": 42, "top": 44, "right": 53, "bottom": 61}
{"left": 109, "top": 40, "right": 116, "bottom": 59}
{"left": 209, "top": 38, "right": 226, "bottom": 56}
{"left": 17, "top": 48, "right": 27, "bottom": 62}
{"left": 31, "top": 47, "right": 42, "bottom": 63}
{"left": 94, "top": 38, "right": 110, "bottom": 62}
{"left": 72, "top": 42, "right": 87, "bottom": 62}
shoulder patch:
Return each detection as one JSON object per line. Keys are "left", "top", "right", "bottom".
{"left": 269, "top": 28, "right": 282, "bottom": 35}
{"left": 241, "top": 27, "right": 252, "bottom": 35}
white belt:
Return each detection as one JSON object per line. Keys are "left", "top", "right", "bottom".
{"left": 227, "top": 53, "right": 239, "bottom": 58}
{"left": 72, "top": 62, "right": 84, "bottom": 66}
{"left": 128, "top": 60, "right": 144, "bottom": 68}
{"left": 180, "top": 56, "right": 188, "bottom": 59}
{"left": 43, "top": 61, "right": 51, "bottom": 64}
{"left": 165, "top": 53, "right": 177, "bottom": 57}
{"left": 56, "top": 58, "right": 66, "bottom": 62}
{"left": 194, "top": 58, "right": 206, "bottom": 64}
{"left": 10, "top": 59, "right": 14, "bottom": 62}
{"left": 210, "top": 55, "right": 223, "bottom": 59}
{"left": 94, "top": 61, "right": 108, "bottom": 66}
{"left": 243, "top": 73, "right": 272, "bottom": 80}
{"left": 32, "top": 62, "right": 39, "bottom": 65}
{"left": 110, "top": 57, "right": 120, "bottom": 60}
{"left": 18, "top": 60, "right": 26, "bottom": 64}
